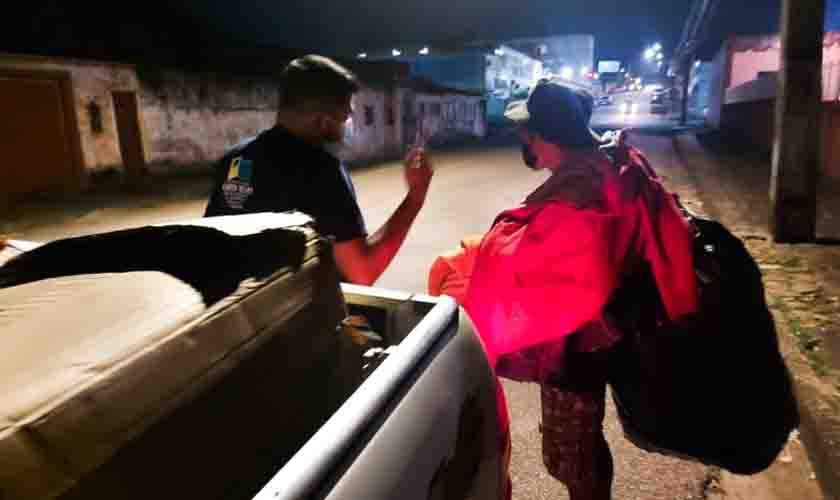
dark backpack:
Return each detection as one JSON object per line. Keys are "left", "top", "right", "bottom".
{"left": 605, "top": 152, "right": 799, "bottom": 475}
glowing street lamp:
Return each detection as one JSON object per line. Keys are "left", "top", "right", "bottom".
{"left": 392, "top": 49, "right": 402, "bottom": 57}
{"left": 494, "top": 47, "right": 504, "bottom": 56}
{"left": 357, "top": 53, "right": 367, "bottom": 59}
{"left": 419, "top": 47, "right": 430, "bottom": 55}
{"left": 644, "top": 48, "right": 656, "bottom": 60}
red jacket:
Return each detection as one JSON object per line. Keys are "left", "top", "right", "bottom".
{"left": 463, "top": 149, "right": 698, "bottom": 370}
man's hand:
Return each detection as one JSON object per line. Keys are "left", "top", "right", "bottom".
{"left": 404, "top": 146, "right": 434, "bottom": 206}
{"left": 333, "top": 147, "right": 434, "bottom": 286}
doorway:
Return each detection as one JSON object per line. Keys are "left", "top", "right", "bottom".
{"left": 112, "top": 91, "right": 147, "bottom": 176}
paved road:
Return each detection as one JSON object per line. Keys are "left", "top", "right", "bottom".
{"left": 4, "top": 134, "right": 820, "bottom": 500}
{"left": 590, "top": 91, "right": 693, "bottom": 132}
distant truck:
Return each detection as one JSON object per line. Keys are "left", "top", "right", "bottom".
{"left": 0, "top": 212, "right": 509, "bottom": 500}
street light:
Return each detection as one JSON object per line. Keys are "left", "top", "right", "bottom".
{"left": 419, "top": 47, "right": 430, "bottom": 55}
{"left": 494, "top": 48, "right": 504, "bottom": 56}
{"left": 357, "top": 53, "right": 367, "bottom": 59}
{"left": 392, "top": 49, "right": 402, "bottom": 57}
{"left": 644, "top": 48, "right": 656, "bottom": 60}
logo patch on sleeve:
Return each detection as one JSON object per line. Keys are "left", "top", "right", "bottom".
{"left": 222, "top": 156, "right": 255, "bottom": 209}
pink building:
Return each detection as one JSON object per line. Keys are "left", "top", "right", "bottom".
{"left": 707, "top": 32, "right": 840, "bottom": 178}
{"left": 725, "top": 32, "right": 840, "bottom": 100}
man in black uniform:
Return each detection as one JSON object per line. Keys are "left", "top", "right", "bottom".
{"left": 205, "top": 55, "right": 434, "bottom": 285}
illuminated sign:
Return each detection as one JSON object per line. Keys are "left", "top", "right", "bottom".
{"left": 597, "top": 61, "right": 621, "bottom": 73}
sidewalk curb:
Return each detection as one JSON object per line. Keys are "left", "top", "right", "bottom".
{"left": 672, "top": 133, "right": 840, "bottom": 500}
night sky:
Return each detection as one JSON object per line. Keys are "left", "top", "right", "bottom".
{"left": 5, "top": 0, "right": 790, "bottom": 67}
{"left": 168, "top": 0, "right": 786, "bottom": 61}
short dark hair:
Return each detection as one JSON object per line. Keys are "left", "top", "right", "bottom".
{"left": 277, "top": 55, "right": 361, "bottom": 114}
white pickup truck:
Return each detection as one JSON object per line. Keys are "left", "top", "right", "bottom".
{"left": 0, "top": 212, "right": 508, "bottom": 500}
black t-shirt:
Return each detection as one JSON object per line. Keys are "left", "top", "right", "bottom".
{"left": 204, "top": 126, "right": 367, "bottom": 243}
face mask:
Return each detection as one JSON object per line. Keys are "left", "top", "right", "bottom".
{"left": 522, "top": 143, "right": 538, "bottom": 170}
{"left": 324, "top": 117, "right": 354, "bottom": 158}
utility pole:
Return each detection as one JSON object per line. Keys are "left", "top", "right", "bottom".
{"left": 672, "top": 0, "right": 719, "bottom": 126}
{"left": 770, "top": 0, "right": 825, "bottom": 242}
{"left": 680, "top": 61, "right": 691, "bottom": 125}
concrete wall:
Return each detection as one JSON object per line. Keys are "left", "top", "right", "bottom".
{"left": 341, "top": 87, "right": 400, "bottom": 164}
{"left": 688, "top": 62, "right": 713, "bottom": 114}
{"left": 729, "top": 48, "right": 780, "bottom": 91}
{"left": 0, "top": 54, "right": 278, "bottom": 176}
{"left": 137, "top": 69, "right": 278, "bottom": 167}
{"left": 720, "top": 99, "right": 840, "bottom": 178}
{"left": 727, "top": 33, "right": 840, "bottom": 101}
{"left": 0, "top": 53, "right": 140, "bottom": 173}
{"left": 340, "top": 86, "right": 486, "bottom": 164}
{"left": 2, "top": 52, "right": 484, "bottom": 191}
{"left": 415, "top": 93, "right": 486, "bottom": 144}
{"left": 824, "top": 103, "right": 840, "bottom": 178}
{"left": 706, "top": 41, "right": 731, "bottom": 128}
{"left": 726, "top": 72, "right": 777, "bottom": 104}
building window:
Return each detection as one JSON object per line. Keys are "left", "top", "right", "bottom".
{"left": 364, "top": 106, "right": 375, "bottom": 126}
{"left": 430, "top": 102, "right": 442, "bottom": 117}
{"left": 417, "top": 102, "right": 426, "bottom": 115}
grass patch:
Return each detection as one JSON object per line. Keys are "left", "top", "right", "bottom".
{"left": 789, "top": 318, "right": 830, "bottom": 377}
{"left": 780, "top": 256, "right": 804, "bottom": 268}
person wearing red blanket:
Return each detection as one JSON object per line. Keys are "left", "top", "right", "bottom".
{"left": 428, "top": 81, "right": 698, "bottom": 500}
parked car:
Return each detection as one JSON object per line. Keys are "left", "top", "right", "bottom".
{"left": 595, "top": 95, "right": 613, "bottom": 107}
{"left": 650, "top": 93, "right": 669, "bottom": 114}
{"left": 0, "top": 212, "right": 509, "bottom": 500}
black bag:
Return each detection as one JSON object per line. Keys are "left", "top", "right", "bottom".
{"left": 608, "top": 209, "right": 800, "bottom": 475}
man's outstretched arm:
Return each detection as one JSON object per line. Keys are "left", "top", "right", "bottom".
{"left": 333, "top": 147, "right": 433, "bottom": 286}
